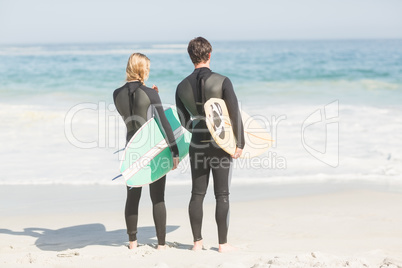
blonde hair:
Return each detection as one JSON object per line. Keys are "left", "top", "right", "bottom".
{"left": 126, "top": 53, "right": 150, "bottom": 84}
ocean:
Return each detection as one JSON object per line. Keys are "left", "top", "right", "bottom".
{"left": 1, "top": 40, "right": 401, "bottom": 187}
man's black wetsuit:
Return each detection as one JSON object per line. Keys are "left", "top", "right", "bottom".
{"left": 113, "top": 81, "right": 179, "bottom": 245}
{"left": 176, "top": 67, "right": 245, "bottom": 244}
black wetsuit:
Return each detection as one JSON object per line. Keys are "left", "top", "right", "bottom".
{"left": 176, "top": 67, "right": 245, "bottom": 244}
{"left": 113, "top": 81, "right": 179, "bottom": 245}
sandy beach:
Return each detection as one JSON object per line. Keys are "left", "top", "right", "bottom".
{"left": 1, "top": 182, "right": 402, "bottom": 268}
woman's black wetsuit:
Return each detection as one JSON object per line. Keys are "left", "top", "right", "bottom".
{"left": 113, "top": 81, "right": 179, "bottom": 245}
{"left": 176, "top": 67, "right": 245, "bottom": 244}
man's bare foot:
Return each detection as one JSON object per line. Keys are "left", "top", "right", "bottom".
{"left": 192, "top": 240, "right": 203, "bottom": 251}
{"left": 218, "top": 243, "right": 237, "bottom": 253}
{"left": 157, "top": 245, "right": 166, "bottom": 250}
{"left": 128, "top": 240, "right": 138, "bottom": 249}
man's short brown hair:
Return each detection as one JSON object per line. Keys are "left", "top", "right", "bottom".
{"left": 187, "top": 37, "right": 212, "bottom": 65}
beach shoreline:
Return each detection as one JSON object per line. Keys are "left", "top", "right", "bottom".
{"left": 1, "top": 183, "right": 402, "bottom": 267}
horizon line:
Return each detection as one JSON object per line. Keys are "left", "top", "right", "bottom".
{"left": 1, "top": 37, "right": 402, "bottom": 46}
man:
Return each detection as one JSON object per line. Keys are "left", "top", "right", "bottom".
{"left": 176, "top": 37, "right": 245, "bottom": 252}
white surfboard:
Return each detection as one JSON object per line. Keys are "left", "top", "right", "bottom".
{"left": 204, "top": 98, "right": 273, "bottom": 158}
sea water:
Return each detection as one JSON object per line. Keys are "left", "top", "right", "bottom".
{"left": 0, "top": 40, "right": 401, "bottom": 186}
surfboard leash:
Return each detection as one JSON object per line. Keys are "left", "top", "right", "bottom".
{"left": 112, "top": 174, "right": 122, "bottom": 181}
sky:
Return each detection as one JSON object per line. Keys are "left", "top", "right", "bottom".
{"left": 0, "top": 0, "right": 401, "bottom": 44}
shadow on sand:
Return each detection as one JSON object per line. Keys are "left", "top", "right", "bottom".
{"left": 0, "top": 224, "right": 180, "bottom": 251}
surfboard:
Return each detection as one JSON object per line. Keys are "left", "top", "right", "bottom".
{"left": 119, "top": 106, "right": 191, "bottom": 187}
{"left": 204, "top": 98, "right": 273, "bottom": 158}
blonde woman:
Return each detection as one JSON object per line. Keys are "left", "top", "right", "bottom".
{"left": 113, "top": 53, "right": 179, "bottom": 250}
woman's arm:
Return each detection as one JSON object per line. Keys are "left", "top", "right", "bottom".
{"left": 150, "top": 91, "right": 180, "bottom": 163}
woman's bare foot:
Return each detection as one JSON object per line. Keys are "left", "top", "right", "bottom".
{"left": 128, "top": 240, "right": 138, "bottom": 249}
{"left": 192, "top": 240, "right": 203, "bottom": 251}
{"left": 218, "top": 243, "right": 237, "bottom": 253}
{"left": 157, "top": 245, "right": 166, "bottom": 250}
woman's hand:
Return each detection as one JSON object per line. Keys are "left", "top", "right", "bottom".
{"left": 172, "top": 157, "right": 179, "bottom": 170}
{"left": 152, "top": 84, "right": 159, "bottom": 93}
{"left": 231, "top": 147, "right": 243, "bottom": 159}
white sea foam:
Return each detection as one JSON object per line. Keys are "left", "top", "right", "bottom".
{"left": 1, "top": 100, "right": 401, "bottom": 187}
{"left": 237, "top": 80, "right": 402, "bottom": 100}
{"left": 259, "top": 79, "right": 402, "bottom": 91}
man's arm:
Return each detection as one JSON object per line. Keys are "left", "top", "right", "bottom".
{"left": 175, "top": 89, "right": 193, "bottom": 133}
{"left": 222, "top": 78, "right": 245, "bottom": 155}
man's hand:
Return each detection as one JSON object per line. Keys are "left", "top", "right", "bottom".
{"left": 231, "top": 147, "right": 243, "bottom": 159}
{"left": 172, "top": 157, "right": 179, "bottom": 170}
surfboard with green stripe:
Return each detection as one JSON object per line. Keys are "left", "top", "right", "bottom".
{"left": 120, "top": 106, "right": 191, "bottom": 187}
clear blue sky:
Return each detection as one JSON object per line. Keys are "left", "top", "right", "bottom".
{"left": 1, "top": 0, "right": 401, "bottom": 44}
